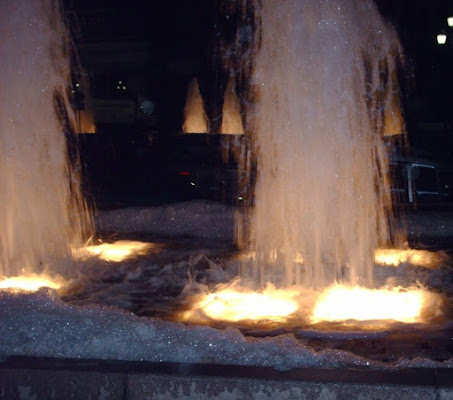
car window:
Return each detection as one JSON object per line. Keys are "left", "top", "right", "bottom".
{"left": 412, "top": 166, "right": 437, "bottom": 193}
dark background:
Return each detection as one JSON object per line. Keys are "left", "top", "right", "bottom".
{"left": 64, "top": 0, "right": 453, "bottom": 205}
{"left": 377, "top": 0, "right": 453, "bottom": 161}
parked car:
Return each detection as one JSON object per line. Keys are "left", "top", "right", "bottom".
{"left": 389, "top": 156, "right": 453, "bottom": 210}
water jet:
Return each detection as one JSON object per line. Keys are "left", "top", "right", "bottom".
{"left": 0, "top": 0, "right": 91, "bottom": 282}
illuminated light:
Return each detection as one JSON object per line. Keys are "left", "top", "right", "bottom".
{"left": 190, "top": 182, "right": 196, "bottom": 186}
{"left": 179, "top": 171, "right": 191, "bottom": 176}
{"left": 116, "top": 86, "right": 120, "bottom": 90}
{"left": 182, "top": 78, "right": 209, "bottom": 133}
{"left": 80, "top": 240, "right": 159, "bottom": 262}
{"left": 185, "top": 282, "right": 441, "bottom": 326}
{"left": 122, "top": 86, "right": 126, "bottom": 90}
{"left": 448, "top": 17, "right": 453, "bottom": 27}
{"left": 311, "top": 285, "right": 425, "bottom": 323}
{"left": 374, "top": 248, "right": 443, "bottom": 267}
{"left": 75, "top": 83, "right": 80, "bottom": 87}
{"left": 294, "top": 252, "right": 304, "bottom": 263}
{"left": 220, "top": 75, "right": 244, "bottom": 134}
{"left": 119, "top": 80, "right": 123, "bottom": 84}
{"left": 185, "top": 286, "right": 299, "bottom": 322}
{"left": 0, "top": 275, "right": 63, "bottom": 292}
{"left": 437, "top": 33, "right": 447, "bottom": 45}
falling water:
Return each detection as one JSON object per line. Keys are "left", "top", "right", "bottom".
{"left": 182, "top": 78, "right": 209, "bottom": 133}
{"left": 0, "top": 0, "right": 92, "bottom": 277}
{"left": 221, "top": 75, "right": 244, "bottom": 134}
{"left": 241, "top": 0, "right": 404, "bottom": 288}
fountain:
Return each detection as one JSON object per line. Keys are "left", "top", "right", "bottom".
{"left": 0, "top": 2, "right": 451, "bottom": 398}
{"left": 183, "top": 0, "right": 447, "bottom": 326}
{"left": 0, "top": 0, "right": 91, "bottom": 279}
{"left": 243, "top": 0, "right": 404, "bottom": 289}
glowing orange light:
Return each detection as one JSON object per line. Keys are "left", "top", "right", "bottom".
{"left": 0, "top": 275, "right": 62, "bottom": 292}
{"left": 185, "top": 283, "right": 440, "bottom": 326}
{"left": 80, "top": 240, "right": 158, "bottom": 262}
{"left": 185, "top": 286, "right": 299, "bottom": 322}
{"left": 374, "top": 248, "right": 442, "bottom": 267}
{"left": 311, "top": 285, "right": 425, "bottom": 323}
{"left": 182, "top": 78, "right": 208, "bottom": 133}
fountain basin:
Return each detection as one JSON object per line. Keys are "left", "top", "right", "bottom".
{"left": 1, "top": 356, "right": 452, "bottom": 399}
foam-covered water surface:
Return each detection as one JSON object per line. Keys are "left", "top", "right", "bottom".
{"left": 1, "top": 207, "right": 451, "bottom": 369}
{"left": 1, "top": 203, "right": 452, "bottom": 370}
{"left": 0, "top": 271, "right": 452, "bottom": 370}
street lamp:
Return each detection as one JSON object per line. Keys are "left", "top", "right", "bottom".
{"left": 437, "top": 33, "right": 447, "bottom": 45}
{"left": 448, "top": 16, "right": 453, "bottom": 27}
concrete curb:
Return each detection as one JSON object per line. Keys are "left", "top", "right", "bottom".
{"left": 1, "top": 356, "right": 452, "bottom": 399}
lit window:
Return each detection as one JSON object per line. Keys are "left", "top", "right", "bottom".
{"left": 437, "top": 33, "right": 447, "bottom": 45}
{"left": 113, "top": 79, "right": 127, "bottom": 93}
